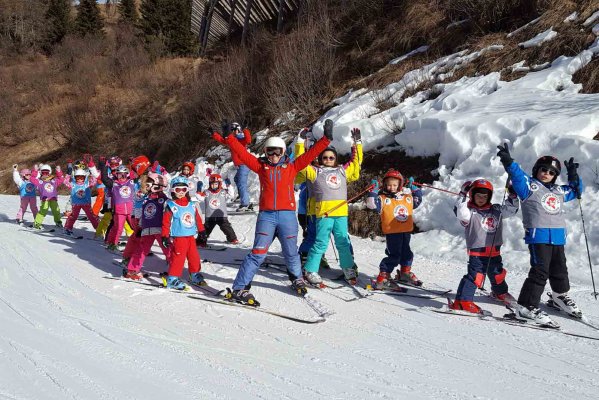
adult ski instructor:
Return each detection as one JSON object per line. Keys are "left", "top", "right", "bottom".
{"left": 216, "top": 119, "right": 334, "bottom": 305}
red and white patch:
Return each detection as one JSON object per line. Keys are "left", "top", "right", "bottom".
{"left": 181, "top": 212, "right": 194, "bottom": 228}
{"left": 325, "top": 173, "right": 341, "bottom": 189}
{"left": 393, "top": 205, "right": 409, "bottom": 222}
{"left": 144, "top": 203, "right": 157, "bottom": 219}
{"left": 481, "top": 216, "right": 498, "bottom": 233}
{"left": 44, "top": 183, "right": 54, "bottom": 192}
{"left": 134, "top": 189, "right": 144, "bottom": 201}
{"left": 25, "top": 183, "right": 35, "bottom": 193}
{"left": 541, "top": 193, "right": 561, "bottom": 214}
{"left": 208, "top": 197, "right": 221, "bottom": 209}
{"left": 75, "top": 189, "right": 86, "bottom": 199}
{"left": 119, "top": 186, "right": 132, "bottom": 198}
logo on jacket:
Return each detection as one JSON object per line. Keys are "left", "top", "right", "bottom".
{"left": 181, "top": 212, "right": 194, "bottom": 227}
{"left": 144, "top": 203, "right": 157, "bottom": 219}
{"left": 25, "top": 183, "right": 35, "bottom": 193}
{"left": 134, "top": 189, "right": 144, "bottom": 201}
{"left": 481, "top": 216, "right": 498, "bottom": 232}
{"left": 44, "top": 183, "right": 54, "bottom": 193}
{"left": 75, "top": 189, "right": 86, "bottom": 199}
{"left": 208, "top": 197, "right": 221, "bottom": 209}
{"left": 530, "top": 183, "right": 539, "bottom": 192}
{"left": 393, "top": 205, "right": 409, "bottom": 222}
{"left": 119, "top": 186, "right": 132, "bottom": 198}
{"left": 541, "top": 193, "right": 561, "bottom": 214}
{"left": 325, "top": 173, "right": 341, "bottom": 189}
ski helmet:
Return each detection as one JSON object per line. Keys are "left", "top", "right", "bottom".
{"left": 40, "top": 164, "right": 52, "bottom": 175}
{"left": 263, "top": 137, "right": 286, "bottom": 153}
{"left": 231, "top": 122, "right": 241, "bottom": 131}
{"left": 182, "top": 161, "right": 195, "bottom": 175}
{"left": 170, "top": 176, "right": 189, "bottom": 194}
{"left": 209, "top": 174, "right": 223, "bottom": 189}
{"left": 468, "top": 179, "right": 493, "bottom": 206}
{"left": 382, "top": 169, "right": 404, "bottom": 188}
{"left": 108, "top": 156, "right": 122, "bottom": 168}
{"left": 115, "top": 165, "right": 129, "bottom": 178}
{"left": 318, "top": 147, "right": 338, "bottom": 165}
{"left": 147, "top": 172, "right": 166, "bottom": 192}
{"left": 532, "top": 156, "right": 561, "bottom": 182}
{"left": 74, "top": 169, "right": 88, "bottom": 178}
{"left": 20, "top": 168, "right": 31, "bottom": 178}
{"left": 131, "top": 155, "right": 151, "bottom": 176}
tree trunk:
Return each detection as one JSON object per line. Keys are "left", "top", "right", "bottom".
{"left": 276, "top": 0, "right": 285, "bottom": 33}
{"left": 226, "top": 0, "right": 238, "bottom": 43}
{"left": 241, "top": 0, "right": 253, "bottom": 45}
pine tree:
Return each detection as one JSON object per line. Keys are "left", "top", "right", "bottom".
{"left": 138, "top": 0, "right": 163, "bottom": 38}
{"left": 162, "top": 0, "right": 196, "bottom": 56}
{"left": 119, "top": 0, "right": 138, "bottom": 23}
{"left": 75, "top": 0, "right": 104, "bottom": 36}
{"left": 44, "top": 0, "right": 71, "bottom": 50}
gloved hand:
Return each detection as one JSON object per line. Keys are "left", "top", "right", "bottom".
{"left": 161, "top": 237, "right": 171, "bottom": 248}
{"left": 221, "top": 120, "right": 231, "bottom": 138}
{"left": 99, "top": 156, "right": 106, "bottom": 164}
{"left": 496, "top": 143, "right": 513, "bottom": 168}
{"left": 370, "top": 179, "right": 380, "bottom": 192}
{"left": 407, "top": 176, "right": 417, "bottom": 191}
{"left": 13, "top": 164, "right": 17, "bottom": 170}
{"left": 507, "top": 183, "right": 517, "bottom": 198}
{"left": 351, "top": 128, "right": 361, "bottom": 142}
{"left": 323, "top": 119, "right": 334, "bottom": 141}
{"left": 564, "top": 157, "right": 579, "bottom": 182}
{"left": 55, "top": 165, "right": 61, "bottom": 172}
{"left": 460, "top": 180, "right": 472, "bottom": 197}
{"left": 135, "top": 229, "right": 142, "bottom": 238}
{"left": 224, "top": 178, "right": 231, "bottom": 186}
{"left": 196, "top": 230, "right": 208, "bottom": 247}
{"left": 299, "top": 127, "right": 309, "bottom": 140}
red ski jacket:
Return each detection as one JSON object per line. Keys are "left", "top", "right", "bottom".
{"left": 213, "top": 129, "right": 252, "bottom": 166}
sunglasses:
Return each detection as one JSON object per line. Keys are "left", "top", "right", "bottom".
{"left": 321, "top": 156, "right": 336, "bottom": 161}
{"left": 24, "top": 174, "right": 31, "bottom": 177}
{"left": 540, "top": 167, "right": 556, "bottom": 176}
{"left": 151, "top": 184, "right": 165, "bottom": 190}
{"left": 266, "top": 147, "right": 283, "bottom": 156}
{"left": 41, "top": 170, "right": 50, "bottom": 175}
{"left": 173, "top": 187, "right": 188, "bottom": 193}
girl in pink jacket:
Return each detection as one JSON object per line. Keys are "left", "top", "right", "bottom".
{"left": 12, "top": 164, "right": 38, "bottom": 225}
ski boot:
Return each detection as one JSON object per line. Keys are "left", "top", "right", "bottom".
{"left": 228, "top": 239, "right": 240, "bottom": 245}
{"left": 63, "top": 229, "right": 74, "bottom": 236}
{"left": 16, "top": 219, "right": 24, "bottom": 225}
{"left": 31, "top": 222, "right": 43, "bottom": 230}
{"left": 236, "top": 204, "right": 250, "bottom": 212}
{"left": 247, "top": 203, "right": 254, "bottom": 211}
{"left": 225, "top": 288, "right": 259, "bottom": 306}
{"left": 513, "top": 304, "right": 559, "bottom": 328}
{"left": 106, "top": 243, "right": 120, "bottom": 253}
{"left": 395, "top": 266, "right": 422, "bottom": 287}
{"left": 304, "top": 272, "right": 323, "bottom": 285}
{"left": 55, "top": 221, "right": 63, "bottom": 228}
{"left": 450, "top": 300, "right": 482, "bottom": 314}
{"left": 189, "top": 272, "right": 206, "bottom": 286}
{"left": 124, "top": 270, "right": 143, "bottom": 281}
{"left": 342, "top": 267, "right": 358, "bottom": 285}
{"left": 547, "top": 292, "right": 582, "bottom": 318}
{"left": 319, "top": 256, "right": 330, "bottom": 269}
{"left": 491, "top": 291, "right": 517, "bottom": 306}
{"left": 374, "top": 271, "right": 397, "bottom": 290}
{"left": 164, "top": 275, "right": 187, "bottom": 290}
{"left": 291, "top": 278, "right": 308, "bottom": 296}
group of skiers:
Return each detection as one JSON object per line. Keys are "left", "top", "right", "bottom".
{"left": 11, "top": 119, "right": 585, "bottom": 326}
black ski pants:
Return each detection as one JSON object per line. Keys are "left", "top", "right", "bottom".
{"left": 203, "top": 217, "right": 237, "bottom": 242}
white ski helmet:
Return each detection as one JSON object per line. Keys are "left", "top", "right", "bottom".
{"left": 74, "top": 168, "right": 88, "bottom": 178}
{"left": 263, "top": 137, "right": 286, "bottom": 152}
{"left": 40, "top": 164, "right": 52, "bottom": 174}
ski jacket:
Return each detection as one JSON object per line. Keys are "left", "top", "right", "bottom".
{"left": 225, "top": 134, "right": 331, "bottom": 211}
{"left": 30, "top": 169, "right": 65, "bottom": 201}
{"left": 63, "top": 173, "right": 98, "bottom": 205}
{"left": 367, "top": 188, "right": 423, "bottom": 234}
{"left": 213, "top": 129, "right": 252, "bottom": 166}
{"left": 13, "top": 169, "right": 37, "bottom": 198}
{"left": 507, "top": 161, "right": 583, "bottom": 245}
{"left": 162, "top": 197, "right": 204, "bottom": 238}
{"left": 198, "top": 184, "right": 234, "bottom": 218}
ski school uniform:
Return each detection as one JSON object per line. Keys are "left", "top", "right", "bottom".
{"left": 453, "top": 192, "right": 519, "bottom": 302}
{"left": 507, "top": 162, "right": 583, "bottom": 308}
{"left": 102, "top": 165, "right": 136, "bottom": 246}
{"left": 63, "top": 170, "right": 100, "bottom": 231}
{"left": 224, "top": 133, "right": 331, "bottom": 291}
{"left": 162, "top": 197, "right": 205, "bottom": 278}
{"left": 121, "top": 180, "right": 147, "bottom": 260}
{"left": 198, "top": 184, "right": 238, "bottom": 243}
{"left": 298, "top": 142, "right": 363, "bottom": 274}
{"left": 366, "top": 186, "right": 423, "bottom": 274}
{"left": 30, "top": 168, "right": 65, "bottom": 227}
{"left": 13, "top": 169, "right": 38, "bottom": 221}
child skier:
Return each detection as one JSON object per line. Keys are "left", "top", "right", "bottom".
{"left": 30, "top": 164, "right": 65, "bottom": 229}
{"left": 101, "top": 161, "right": 135, "bottom": 252}
{"left": 63, "top": 163, "right": 100, "bottom": 236}
{"left": 197, "top": 173, "right": 239, "bottom": 245}
{"left": 218, "top": 119, "right": 332, "bottom": 305}
{"left": 124, "top": 172, "right": 171, "bottom": 280}
{"left": 366, "top": 169, "right": 423, "bottom": 289}
{"left": 161, "top": 176, "right": 207, "bottom": 290}
{"left": 450, "top": 179, "right": 519, "bottom": 313}
{"left": 12, "top": 164, "right": 38, "bottom": 225}
{"left": 497, "top": 144, "right": 584, "bottom": 325}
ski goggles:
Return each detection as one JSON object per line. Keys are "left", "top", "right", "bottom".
{"left": 40, "top": 170, "right": 50, "bottom": 176}
{"left": 266, "top": 147, "right": 283, "bottom": 156}
{"left": 172, "top": 186, "right": 188, "bottom": 194}
{"left": 150, "top": 184, "right": 166, "bottom": 192}
{"left": 539, "top": 167, "right": 557, "bottom": 176}
{"left": 116, "top": 172, "right": 128, "bottom": 179}
{"left": 321, "top": 156, "right": 336, "bottom": 161}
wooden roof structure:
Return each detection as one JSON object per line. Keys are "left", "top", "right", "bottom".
{"left": 191, "top": 0, "right": 300, "bottom": 51}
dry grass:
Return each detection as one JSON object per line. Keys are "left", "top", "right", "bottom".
{"left": 573, "top": 58, "right": 599, "bottom": 94}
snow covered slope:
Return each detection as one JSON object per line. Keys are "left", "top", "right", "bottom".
{"left": 1, "top": 195, "right": 598, "bottom": 400}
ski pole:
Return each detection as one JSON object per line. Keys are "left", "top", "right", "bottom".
{"left": 412, "top": 182, "right": 462, "bottom": 196}
{"left": 323, "top": 183, "right": 375, "bottom": 217}
{"left": 330, "top": 234, "right": 339, "bottom": 263}
{"left": 577, "top": 196, "right": 598, "bottom": 299}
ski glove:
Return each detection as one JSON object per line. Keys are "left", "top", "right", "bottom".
{"left": 407, "top": 177, "right": 417, "bottom": 191}
{"left": 323, "top": 119, "right": 334, "bottom": 141}
{"left": 351, "top": 128, "right": 361, "bottom": 142}
{"left": 299, "top": 127, "right": 310, "bottom": 140}
{"left": 221, "top": 120, "right": 231, "bottom": 138}
{"left": 197, "top": 231, "right": 208, "bottom": 247}
{"left": 496, "top": 143, "right": 513, "bottom": 168}
{"left": 370, "top": 179, "right": 380, "bottom": 192}
{"left": 507, "top": 183, "right": 517, "bottom": 198}
{"left": 460, "top": 180, "right": 472, "bottom": 197}
{"left": 12, "top": 164, "right": 17, "bottom": 170}
{"left": 564, "top": 157, "right": 579, "bottom": 182}
{"left": 161, "top": 237, "right": 171, "bottom": 249}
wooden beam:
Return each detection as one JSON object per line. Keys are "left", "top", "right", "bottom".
{"left": 227, "top": 0, "right": 239, "bottom": 42}
{"left": 242, "top": 0, "right": 254, "bottom": 45}
{"left": 277, "top": 0, "right": 285, "bottom": 32}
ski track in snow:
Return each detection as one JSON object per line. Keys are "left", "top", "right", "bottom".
{"left": 1, "top": 195, "right": 599, "bottom": 400}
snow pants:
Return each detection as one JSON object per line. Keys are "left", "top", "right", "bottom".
{"left": 518, "top": 244, "right": 569, "bottom": 308}
{"left": 127, "top": 234, "right": 171, "bottom": 272}
{"left": 233, "top": 210, "right": 301, "bottom": 290}
{"left": 298, "top": 214, "right": 316, "bottom": 254}
{"left": 455, "top": 255, "right": 508, "bottom": 301}
{"left": 64, "top": 204, "right": 99, "bottom": 231}
{"left": 168, "top": 236, "right": 201, "bottom": 277}
{"left": 97, "top": 211, "right": 133, "bottom": 239}
{"left": 298, "top": 213, "right": 308, "bottom": 238}
{"left": 34, "top": 199, "right": 61, "bottom": 226}
{"left": 234, "top": 164, "right": 250, "bottom": 207}
{"left": 304, "top": 216, "right": 354, "bottom": 273}
{"left": 92, "top": 187, "right": 104, "bottom": 216}
{"left": 107, "top": 213, "right": 134, "bottom": 245}
{"left": 204, "top": 217, "right": 237, "bottom": 242}
{"left": 379, "top": 232, "right": 414, "bottom": 273}
{"left": 16, "top": 197, "right": 38, "bottom": 220}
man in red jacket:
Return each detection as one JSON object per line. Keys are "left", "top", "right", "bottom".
{"left": 218, "top": 119, "right": 333, "bottom": 306}
{"left": 213, "top": 122, "right": 253, "bottom": 211}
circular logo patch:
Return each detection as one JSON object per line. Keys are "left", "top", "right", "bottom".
{"left": 530, "top": 183, "right": 539, "bottom": 192}
{"left": 325, "top": 173, "right": 341, "bottom": 189}
{"left": 44, "top": 183, "right": 54, "bottom": 193}
{"left": 384, "top": 198, "right": 391, "bottom": 205}
{"left": 208, "top": 197, "right": 221, "bottom": 210}
{"left": 134, "top": 189, "right": 144, "bottom": 201}
{"left": 75, "top": 189, "right": 86, "bottom": 199}
{"left": 481, "top": 215, "right": 498, "bottom": 233}
{"left": 144, "top": 202, "right": 157, "bottom": 219}
{"left": 541, "top": 193, "right": 561, "bottom": 214}
{"left": 393, "top": 205, "right": 409, "bottom": 222}
{"left": 181, "top": 212, "right": 194, "bottom": 227}
{"left": 25, "top": 183, "right": 35, "bottom": 193}
{"left": 119, "top": 186, "right": 132, "bottom": 198}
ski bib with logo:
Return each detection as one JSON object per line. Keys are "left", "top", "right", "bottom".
{"left": 522, "top": 180, "right": 566, "bottom": 229}
{"left": 464, "top": 205, "right": 503, "bottom": 249}
{"left": 70, "top": 178, "right": 92, "bottom": 205}
{"left": 39, "top": 179, "right": 58, "bottom": 199}
{"left": 142, "top": 197, "right": 166, "bottom": 229}
{"left": 312, "top": 167, "right": 347, "bottom": 202}
{"left": 112, "top": 180, "right": 135, "bottom": 207}
{"left": 204, "top": 190, "right": 228, "bottom": 218}
{"left": 20, "top": 181, "right": 37, "bottom": 198}
{"left": 167, "top": 200, "right": 198, "bottom": 237}
{"left": 380, "top": 193, "right": 414, "bottom": 234}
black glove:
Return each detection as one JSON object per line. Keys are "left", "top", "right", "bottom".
{"left": 496, "top": 143, "right": 513, "bottom": 168}
{"left": 323, "top": 119, "right": 334, "bottom": 140}
{"left": 564, "top": 157, "right": 579, "bottom": 182}
{"left": 350, "top": 128, "right": 361, "bottom": 142}
{"left": 299, "top": 127, "right": 309, "bottom": 140}
{"left": 221, "top": 120, "right": 231, "bottom": 138}
{"left": 459, "top": 181, "right": 472, "bottom": 197}
{"left": 208, "top": 127, "right": 215, "bottom": 136}
{"left": 135, "top": 228, "right": 142, "bottom": 238}
{"left": 196, "top": 230, "right": 207, "bottom": 247}
{"left": 161, "top": 237, "right": 171, "bottom": 248}
{"left": 13, "top": 164, "right": 17, "bottom": 170}
{"left": 507, "top": 183, "right": 517, "bottom": 198}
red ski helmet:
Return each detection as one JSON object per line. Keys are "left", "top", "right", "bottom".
{"left": 181, "top": 161, "right": 195, "bottom": 175}
{"left": 382, "top": 169, "right": 404, "bottom": 188}
{"left": 131, "top": 155, "right": 151, "bottom": 176}
{"left": 469, "top": 179, "right": 493, "bottom": 206}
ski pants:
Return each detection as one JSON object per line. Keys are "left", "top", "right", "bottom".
{"left": 304, "top": 216, "right": 354, "bottom": 273}
{"left": 168, "top": 236, "right": 201, "bottom": 277}
{"left": 97, "top": 211, "right": 133, "bottom": 239}
{"left": 64, "top": 204, "right": 99, "bottom": 231}
{"left": 127, "top": 233, "right": 171, "bottom": 273}
{"left": 34, "top": 199, "right": 61, "bottom": 226}
{"left": 378, "top": 232, "right": 414, "bottom": 273}
{"left": 92, "top": 187, "right": 104, "bottom": 216}
{"left": 518, "top": 244, "right": 569, "bottom": 308}
{"left": 107, "top": 213, "right": 134, "bottom": 245}
{"left": 122, "top": 218, "right": 140, "bottom": 259}
{"left": 233, "top": 210, "right": 301, "bottom": 290}
{"left": 204, "top": 217, "right": 237, "bottom": 242}
{"left": 298, "top": 214, "right": 317, "bottom": 255}
{"left": 455, "top": 255, "right": 508, "bottom": 301}
{"left": 234, "top": 164, "right": 250, "bottom": 207}
{"left": 16, "top": 197, "right": 38, "bottom": 220}
{"left": 298, "top": 213, "right": 308, "bottom": 238}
